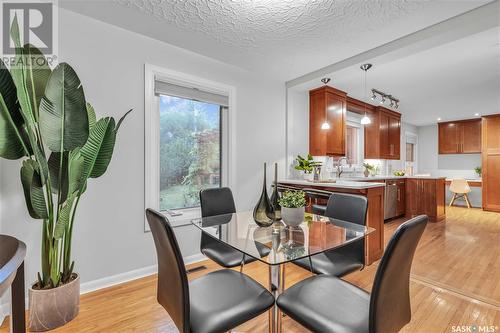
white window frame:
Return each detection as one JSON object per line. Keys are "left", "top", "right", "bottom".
{"left": 144, "top": 63, "right": 236, "bottom": 231}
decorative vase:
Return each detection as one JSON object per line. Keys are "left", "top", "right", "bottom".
{"left": 28, "top": 274, "right": 80, "bottom": 331}
{"left": 253, "top": 163, "right": 274, "bottom": 227}
{"left": 303, "top": 172, "right": 314, "bottom": 181}
{"left": 281, "top": 207, "right": 305, "bottom": 227}
{"left": 364, "top": 169, "right": 370, "bottom": 177}
{"left": 269, "top": 163, "right": 281, "bottom": 221}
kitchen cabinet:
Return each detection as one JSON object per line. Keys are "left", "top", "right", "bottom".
{"left": 482, "top": 115, "right": 500, "bottom": 212}
{"left": 309, "top": 86, "right": 347, "bottom": 156}
{"left": 406, "top": 178, "right": 446, "bottom": 222}
{"left": 364, "top": 107, "right": 401, "bottom": 160}
{"left": 438, "top": 119, "right": 481, "bottom": 154}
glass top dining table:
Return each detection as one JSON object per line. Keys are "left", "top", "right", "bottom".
{"left": 192, "top": 210, "right": 374, "bottom": 266}
{"left": 191, "top": 211, "right": 374, "bottom": 333}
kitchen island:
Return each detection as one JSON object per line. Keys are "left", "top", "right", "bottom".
{"left": 278, "top": 180, "right": 385, "bottom": 265}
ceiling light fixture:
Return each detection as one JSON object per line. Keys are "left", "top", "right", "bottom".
{"left": 371, "top": 88, "right": 400, "bottom": 110}
{"left": 360, "top": 64, "right": 372, "bottom": 125}
{"left": 320, "top": 78, "right": 331, "bottom": 130}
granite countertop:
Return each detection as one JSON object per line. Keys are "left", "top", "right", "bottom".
{"left": 279, "top": 179, "right": 385, "bottom": 189}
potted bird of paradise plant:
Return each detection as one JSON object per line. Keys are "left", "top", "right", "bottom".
{"left": 0, "top": 17, "right": 131, "bottom": 331}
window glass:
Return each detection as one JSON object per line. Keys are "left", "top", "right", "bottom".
{"left": 406, "top": 143, "right": 414, "bottom": 162}
{"left": 159, "top": 95, "right": 221, "bottom": 210}
{"left": 346, "top": 125, "right": 359, "bottom": 165}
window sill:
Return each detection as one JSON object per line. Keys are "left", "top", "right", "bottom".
{"left": 160, "top": 207, "right": 201, "bottom": 228}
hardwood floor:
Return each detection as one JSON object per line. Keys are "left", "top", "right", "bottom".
{"left": 1, "top": 207, "right": 499, "bottom": 332}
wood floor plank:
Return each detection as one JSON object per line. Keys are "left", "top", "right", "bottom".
{"left": 1, "top": 207, "right": 499, "bottom": 332}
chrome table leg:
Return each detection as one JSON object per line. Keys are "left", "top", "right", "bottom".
{"left": 268, "top": 263, "right": 285, "bottom": 333}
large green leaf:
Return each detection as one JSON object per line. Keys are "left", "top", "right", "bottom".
{"left": 79, "top": 110, "right": 131, "bottom": 181}
{"left": 39, "top": 63, "right": 88, "bottom": 152}
{"left": 23, "top": 44, "right": 52, "bottom": 120}
{"left": 48, "top": 152, "right": 68, "bottom": 202}
{"left": 54, "top": 194, "right": 75, "bottom": 239}
{"left": 0, "top": 59, "right": 29, "bottom": 159}
{"left": 68, "top": 148, "right": 84, "bottom": 195}
{"left": 80, "top": 117, "right": 116, "bottom": 180}
{"left": 9, "top": 16, "right": 37, "bottom": 128}
{"left": 20, "top": 159, "right": 49, "bottom": 219}
{"left": 86, "top": 103, "right": 96, "bottom": 131}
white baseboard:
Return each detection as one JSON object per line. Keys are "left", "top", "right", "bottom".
{"left": 0, "top": 253, "right": 206, "bottom": 326}
{"left": 80, "top": 264, "right": 157, "bottom": 295}
{"left": 184, "top": 253, "right": 206, "bottom": 266}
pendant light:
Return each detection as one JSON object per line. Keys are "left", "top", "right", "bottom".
{"left": 360, "top": 64, "right": 372, "bottom": 125}
{"left": 320, "top": 78, "right": 331, "bottom": 130}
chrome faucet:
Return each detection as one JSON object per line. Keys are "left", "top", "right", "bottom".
{"left": 336, "top": 157, "right": 349, "bottom": 178}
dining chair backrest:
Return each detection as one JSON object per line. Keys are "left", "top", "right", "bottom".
{"left": 323, "top": 193, "right": 368, "bottom": 265}
{"left": 369, "top": 215, "right": 428, "bottom": 333}
{"left": 146, "top": 209, "right": 190, "bottom": 333}
{"left": 325, "top": 193, "right": 368, "bottom": 226}
{"left": 449, "top": 179, "right": 471, "bottom": 194}
{"left": 200, "top": 187, "right": 236, "bottom": 217}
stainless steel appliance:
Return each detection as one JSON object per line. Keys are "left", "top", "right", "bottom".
{"left": 384, "top": 180, "right": 398, "bottom": 220}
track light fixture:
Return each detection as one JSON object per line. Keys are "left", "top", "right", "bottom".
{"left": 371, "top": 89, "right": 400, "bottom": 110}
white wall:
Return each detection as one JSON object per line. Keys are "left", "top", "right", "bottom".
{"left": 286, "top": 88, "right": 309, "bottom": 178}
{"left": 0, "top": 7, "right": 286, "bottom": 311}
{"left": 417, "top": 125, "right": 481, "bottom": 178}
{"left": 417, "top": 124, "right": 482, "bottom": 207}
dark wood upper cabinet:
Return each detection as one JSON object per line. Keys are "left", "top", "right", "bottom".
{"left": 309, "top": 86, "right": 347, "bottom": 156}
{"left": 363, "top": 106, "right": 401, "bottom": 160}
{"left": 438, "top": 119, "right": 481, "bottom": 154}
{"left": 462, "top": 119, "right": 482, "bottom": 153}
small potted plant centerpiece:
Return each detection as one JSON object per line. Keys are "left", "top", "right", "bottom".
{"left": 295, "top": 154, "right": 322, "bottom": 181}
{"left": 278, "top": 190, "right": 306, "bottom": 227}
{"left": 363, "top": 163, "right": 375, "bottom": 177}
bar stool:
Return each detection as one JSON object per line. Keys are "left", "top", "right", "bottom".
{"left": 449, "top": 179, "right": 472, "bottom": 208}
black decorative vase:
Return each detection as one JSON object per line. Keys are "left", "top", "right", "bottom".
{"left": 253, "top": 163, "right": 274, "bottom": 227}
{"left": 269, "top": 163, "right": 281, "bottom": 221}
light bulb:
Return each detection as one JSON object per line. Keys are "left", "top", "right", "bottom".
{"left": 371, "top": 94, "right": 376, "bottom": 101}
{"left": 321, "top": 122, "right": 330, "bottom": 130}
{"left": 361, "top": 115, "right": 371, "bottom": 125}
{"left": 380, "top": 97, "right": 385, "bottom": 104}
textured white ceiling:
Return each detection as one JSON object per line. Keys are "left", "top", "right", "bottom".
{"left": 61, "top": 0, "right": 492, "bottom": 80}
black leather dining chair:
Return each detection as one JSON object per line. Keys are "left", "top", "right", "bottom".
{"left": 146, "top": 209, "right": 275, "bottom": 333}
{"left": 199, "top": 187, "right": 258, "bottom": 269}
{"left": 277, "top": 215, "right": 428, "bottom": 333}
{"left": 294, "top": 192, "right": 368, "bottom": 277}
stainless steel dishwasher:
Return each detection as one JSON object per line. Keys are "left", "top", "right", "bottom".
{"left": 384, "top": 180, "right": 398, "bottom": 220}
